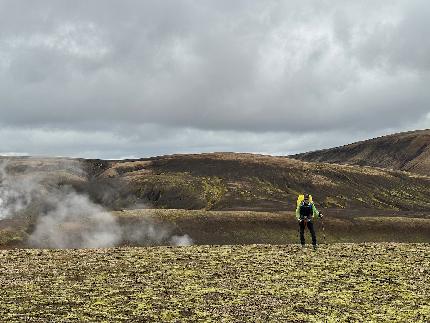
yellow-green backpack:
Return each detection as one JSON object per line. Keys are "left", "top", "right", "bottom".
{"left": 297, "top": 194, "right": 312, "bottom": 207}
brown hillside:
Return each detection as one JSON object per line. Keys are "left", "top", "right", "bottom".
{"left": 291, "top": 129, "right": 430, "bottom": 176}
{"left": 1, "top": 153, "right": 430, "bottom": 213}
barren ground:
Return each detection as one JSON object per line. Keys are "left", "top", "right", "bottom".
{"left": 0, "top": 243, "right": 429, "bottom": 322}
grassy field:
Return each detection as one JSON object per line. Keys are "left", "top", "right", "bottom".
{"left": 0, "top": 243, "right": 429, "bottom": 322}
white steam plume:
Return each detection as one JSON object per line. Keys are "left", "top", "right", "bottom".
{"left": 0, "top": 161, "right": 41, "bottom": 219}
{"left": 170, "top": 234, "right": 193, "bottom": 246}
{"left": 28, "top": 190, "right": 122, "bottom": 248}
{"left": 0, "top": 159, "right": 193, "bottom": 248}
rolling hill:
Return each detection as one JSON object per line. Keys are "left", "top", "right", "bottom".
{"left": 291, "top": 129, "right": 430, "bottom": 176}
{"left": 100, "top": 153, "right": 430, "bottom": 211}
{"left": 1, "top": 146, "right": 430, "bottom": 247}
{"left": 2, "top": 152, "right": 430, "bottom": 213}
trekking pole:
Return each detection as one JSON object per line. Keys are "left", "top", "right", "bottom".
{"left": 321, "top": 213, "right": 326, "bottom": 245}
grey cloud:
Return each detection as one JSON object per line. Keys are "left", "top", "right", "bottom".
{"left": 2, "top": 121, "right": 428, "bottom": 159}
{"left": 0, "top": 0, "right": 429, "bottom": 157}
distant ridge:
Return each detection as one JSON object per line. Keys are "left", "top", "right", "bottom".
{"left": 291, "top": 129, "right": 430, "bottom": 176}
{"left": 2, "top": 151, "right": 430, "bottom": 212}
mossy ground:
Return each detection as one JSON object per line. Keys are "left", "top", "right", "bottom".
{"left": 0, "top": 243, "right": 428, "bottom": 322}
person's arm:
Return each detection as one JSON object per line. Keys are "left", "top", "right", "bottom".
{"left": 312, "top": 203, "right": 322, "bottom": 218}
{"left": 296, "top": 205, "right": 301, "bottom": 221}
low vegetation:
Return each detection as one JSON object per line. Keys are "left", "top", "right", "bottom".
{"left": 0, "top": 243, "right": 428, "bottom": 321}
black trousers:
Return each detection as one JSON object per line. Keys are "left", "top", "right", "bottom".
{"left": 299, "top": 220, "right": 317, "bottom": 246}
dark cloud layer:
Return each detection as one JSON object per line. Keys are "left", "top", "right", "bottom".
{"left": 0, "top": 0, "right": 429, "bottom": 158}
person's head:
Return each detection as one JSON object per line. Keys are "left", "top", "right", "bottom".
{"left": 303, "top": 194, "right": 310, "bottom": 204}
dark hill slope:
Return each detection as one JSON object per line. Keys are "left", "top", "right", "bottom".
{"left": 2, "top": 153, "right": 430, "bottom": 212}
{"left": 291, "top": 129, "right": 430, "bottom": 176}
{"left": 95, "top": 153, "right": 430, "bottom": 211}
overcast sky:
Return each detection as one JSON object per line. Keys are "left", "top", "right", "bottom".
{"left": 0, "top": 0, "right": 429, "bottom": 159}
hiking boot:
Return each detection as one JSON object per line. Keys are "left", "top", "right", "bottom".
{"left": 313, "top": 245, "right": 318, "bottom": 251}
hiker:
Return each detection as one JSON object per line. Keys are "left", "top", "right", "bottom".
{"left": 296, "top": 194, "right": 323, "bottom": 249}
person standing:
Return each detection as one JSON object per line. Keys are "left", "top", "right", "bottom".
{"left": 296, "top": 194, "right": 323, "bottom": 250}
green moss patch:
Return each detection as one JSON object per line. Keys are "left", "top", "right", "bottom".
{"left": 0, "top": 243, "right": 428, "bottom": 321}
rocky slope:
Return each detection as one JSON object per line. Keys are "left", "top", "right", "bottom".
{"left": 292, "top": 129, "right": 430, "bottom": 176}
